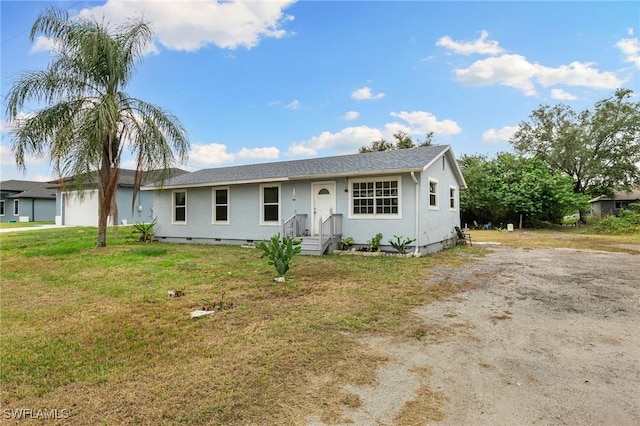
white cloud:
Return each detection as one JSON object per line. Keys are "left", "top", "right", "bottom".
{"left": 550, "top": 88, "right": 577, "bottom": 100}
{"left": 237, "top": 147, "right": 279, "bottom": 160}
{"left": 388, "top": 111, "right": 461, "bottom": 136}
{"left": 0, "top": 145, "right": 14, "bottom": 166}
{"left": 288, "top": 126, "right": 385, "bottom": 156}
{"left": 616, "top": 37, "right": 640, "bottom": 68}
{"left": 535, "top": 61, "right": 622, "bottom": 89}
{"left": 482, "top": 126, "right": 519, "bottom": 144}
{"left": 188, "top": 143, "right": 235, "bottom": 167}
{"left": 351, "top": 86, "right": 385, "bottom": 100}
{"left": 288, "top": 109, "right": 461, "bottom": 156}
{"left": 436, "top": 30, "right": 504, "bottom": 56}
{"left": 343, "top": 111, "right": 360, "bottom": 121}
{"left": 454, "top": 54, "right": 622, "bottom": 96}
{"left": 454, "top": 54, "right": 539, "bottom": 95}
{"left": 628, "top": 28, "right": 636, "bottom": 36}
{"left": 30, "top": 36, "right": 59, "bottom": 53}
{"left": 77, "top": 0, "right": 296, "bottom": 52}
{"left": 285, "top": 99, "right": 301, "bottom": 110}
{"left": 187, "top": 143, "right": 280, "bottom": 167}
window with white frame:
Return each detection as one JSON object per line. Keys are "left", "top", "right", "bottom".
{"left": 173, "top": 190, "right": 187, "bottom": 223}
{"left": 351, "top": 178, "right": 400, "bottom": 217}
{"left": 261, "top": 184, "right": 280, "bottom": 224}
{"left": 449, "top": 187, "right": 456, "bottom": 210}
{"left": 13, "top": 199, "right": 19, "bottom": 216}
{"left": 213, "top": 187, "right": 229, "bottom": 223}
{"left": 428, "top": 179, "right": 438, "bottom": 209}
{"left": 0, "top": 200, "right": 4, "bottom": 216}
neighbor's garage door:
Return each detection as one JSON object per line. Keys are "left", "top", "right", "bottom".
{"left": 64, "top": 190, "right": 99, "bottom": 226}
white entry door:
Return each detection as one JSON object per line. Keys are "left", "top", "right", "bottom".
{"left": 312, "top": 182, "right": 336, "bottom": 235}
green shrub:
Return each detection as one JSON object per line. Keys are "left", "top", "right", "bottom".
{"left": 339, "top": 237, "right": 354, "bottom": 250}
{"left": 368, "top": 233, "right": 383, "bottom": 251}
{"left": 255, "top": 233, "right": 302, "bottom": 280}
{"left": 388, "top": 235, "right": 416, "bottom": 254}
{"left": 132, "top": 218, "right": 157, "bottom": 242}
{"left": 592, "top": 210, "right": 640, "bottom": 234}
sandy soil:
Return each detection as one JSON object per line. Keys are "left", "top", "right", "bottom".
{"left": 309, "top": 246, "right": 640, "bottom": 425}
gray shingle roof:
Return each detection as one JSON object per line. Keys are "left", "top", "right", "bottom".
{"left": 0, "top": 180, "right": 56, "bottom": 199}
{"left": 589, "top": 188, "right": 640, "bottom": 203}
{"left": 153, "top": 145, "right": 456, "bottom": 188}
{"left": 46, "top": 168, "right": 189, "bottom": 189}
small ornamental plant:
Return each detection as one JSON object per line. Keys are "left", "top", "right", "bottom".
{"left": 255, "top": 233, "right": 302, "bottom": 282}
{"left": 368, "top": 233, "right": 383, "bottom": 252}
{"left": 388, "top": 234, "right": 416, "bottom": 254}
{"left": 132, "top": 217, "right": 157, "bottom": 242}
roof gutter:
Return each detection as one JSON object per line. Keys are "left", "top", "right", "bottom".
{"left": 143, "top": 177, "right": 289, "bottom": 191}
{"left": 143, "top": 169, "right": 423, "bottom": 190}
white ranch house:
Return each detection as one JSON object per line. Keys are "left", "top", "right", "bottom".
{"left": 145, "top": 145, "right": 467, "bottom": 255}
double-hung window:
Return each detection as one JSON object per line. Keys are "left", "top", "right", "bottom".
{"left": 449, "top": 187, "right": 456, "bottom": 210}
{"left": 13, "top": 200, "right": 19, "bottom": 216}
{"left": 261, "top": 184, "right": 280, "bottom": 224}
{"left": 0, "top": 200, "right": 4, "bottom": 216}
{"left": 351, "top": 177, "right": 400, "bottom": 217}
{"left": 213, "top": 187, "right": 229, "bottom": 224}
{"left": 173, "top": 190, "right": 187, "bottom": 223}
{"left": 429, "top": 179, "right": 438, "bottom": 209}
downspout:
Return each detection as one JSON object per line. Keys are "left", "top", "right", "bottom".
{"left": 411, "top": 172, "right": 420, "bottom": 256}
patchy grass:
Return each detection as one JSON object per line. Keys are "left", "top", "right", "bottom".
{"left": 470, "top": 228, "right": 640, "bottom": 253}
{"left": 0, "top": 221, "right": 55, "bottom": 228}
{"left": 1, "top": 226, "right": 637, "bottom": 424}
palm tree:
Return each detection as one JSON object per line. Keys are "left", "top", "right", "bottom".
{"left": 5, "top": 7, "right": 189, "bottom": 247}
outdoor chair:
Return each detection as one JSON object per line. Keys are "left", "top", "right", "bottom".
{"left": 455, "top": 226, "right": 472, "bottom": 246}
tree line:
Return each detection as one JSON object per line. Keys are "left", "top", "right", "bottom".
{"left": 360, "top": 89, "right": 640, "bottom": 228}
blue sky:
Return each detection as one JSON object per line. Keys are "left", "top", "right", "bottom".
{"left": 1, "top": 0, "right": 639, "bottom": 182}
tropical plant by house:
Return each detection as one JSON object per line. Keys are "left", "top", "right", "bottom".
{"left": 132, "top": 218, "right": 157, "bottom": 242}
{"left": 388, "top": 235, "right": 416, "bottom": 254}
{"left": 255, "top": 233, "right": 302, "bottom": 281}
{"left": 4, "top": 7, "right": 189, "bottom": 247}
{"left": 368, "top": 233, "right": 383, "bottom": 251}
{"left": 339, "top": 236, "right": 354, "bottom": 250}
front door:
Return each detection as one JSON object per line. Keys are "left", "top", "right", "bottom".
{"left": 312, "top": 182, "right": 336, "bottom": 235}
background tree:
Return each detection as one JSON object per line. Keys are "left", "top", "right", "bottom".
{"left": 458, "top": 154, "right": 504, "bottom": 225}
{"left": 359, "top": 130, "right": 434, "bottom": 153}
{"left": 510, "top": 89, "right": 640, "bottom": 198}
{"left": 459, "top": 153, "right": 588, "bottom": 227}
{"left": 5, "top": 7, "right": 189, "bottom": 247}
{"left": 359, "top": 138, "right": 394, "bottom": 153}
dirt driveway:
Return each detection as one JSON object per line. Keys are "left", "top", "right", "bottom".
{"left": 310, "top": 246, "right": 640, "bottom": 425}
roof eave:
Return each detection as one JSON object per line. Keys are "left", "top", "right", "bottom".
{"left": 143, "top": 176, "right": 290, "bottom": 190}
{"left": 143, "top": 168, "right": 425, "bottom": 190}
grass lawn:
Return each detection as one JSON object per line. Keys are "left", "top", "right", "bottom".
{"left": 0, "top": 221, "right": 55, "bottom": 229}
{"left": 1, "top": 226, "right": 637, "bottom": 424}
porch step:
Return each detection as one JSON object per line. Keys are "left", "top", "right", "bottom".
{"left": 297, "top": 235, "right": 340, "bottom": 256}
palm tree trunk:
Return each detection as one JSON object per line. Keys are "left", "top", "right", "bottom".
{"left": 97, "top": 157, "right": 119, "bottom": 247}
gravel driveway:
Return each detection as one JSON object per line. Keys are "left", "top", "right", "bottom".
{"left": 310, "top": 246, "right": 640, "bottom": 425}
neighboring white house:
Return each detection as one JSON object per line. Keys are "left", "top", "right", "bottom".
{"left": 144, "top": 146, "right": 467, "bottom": 255}
{"left": 55, "top": 168, "right": 187, "bottom": 226}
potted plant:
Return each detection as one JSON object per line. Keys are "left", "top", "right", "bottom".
{"left": 368, "top": 233, "right": 383, "bottom": 252}
{"left": 339, "top": 236, "right": 354, "bottom": 250}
